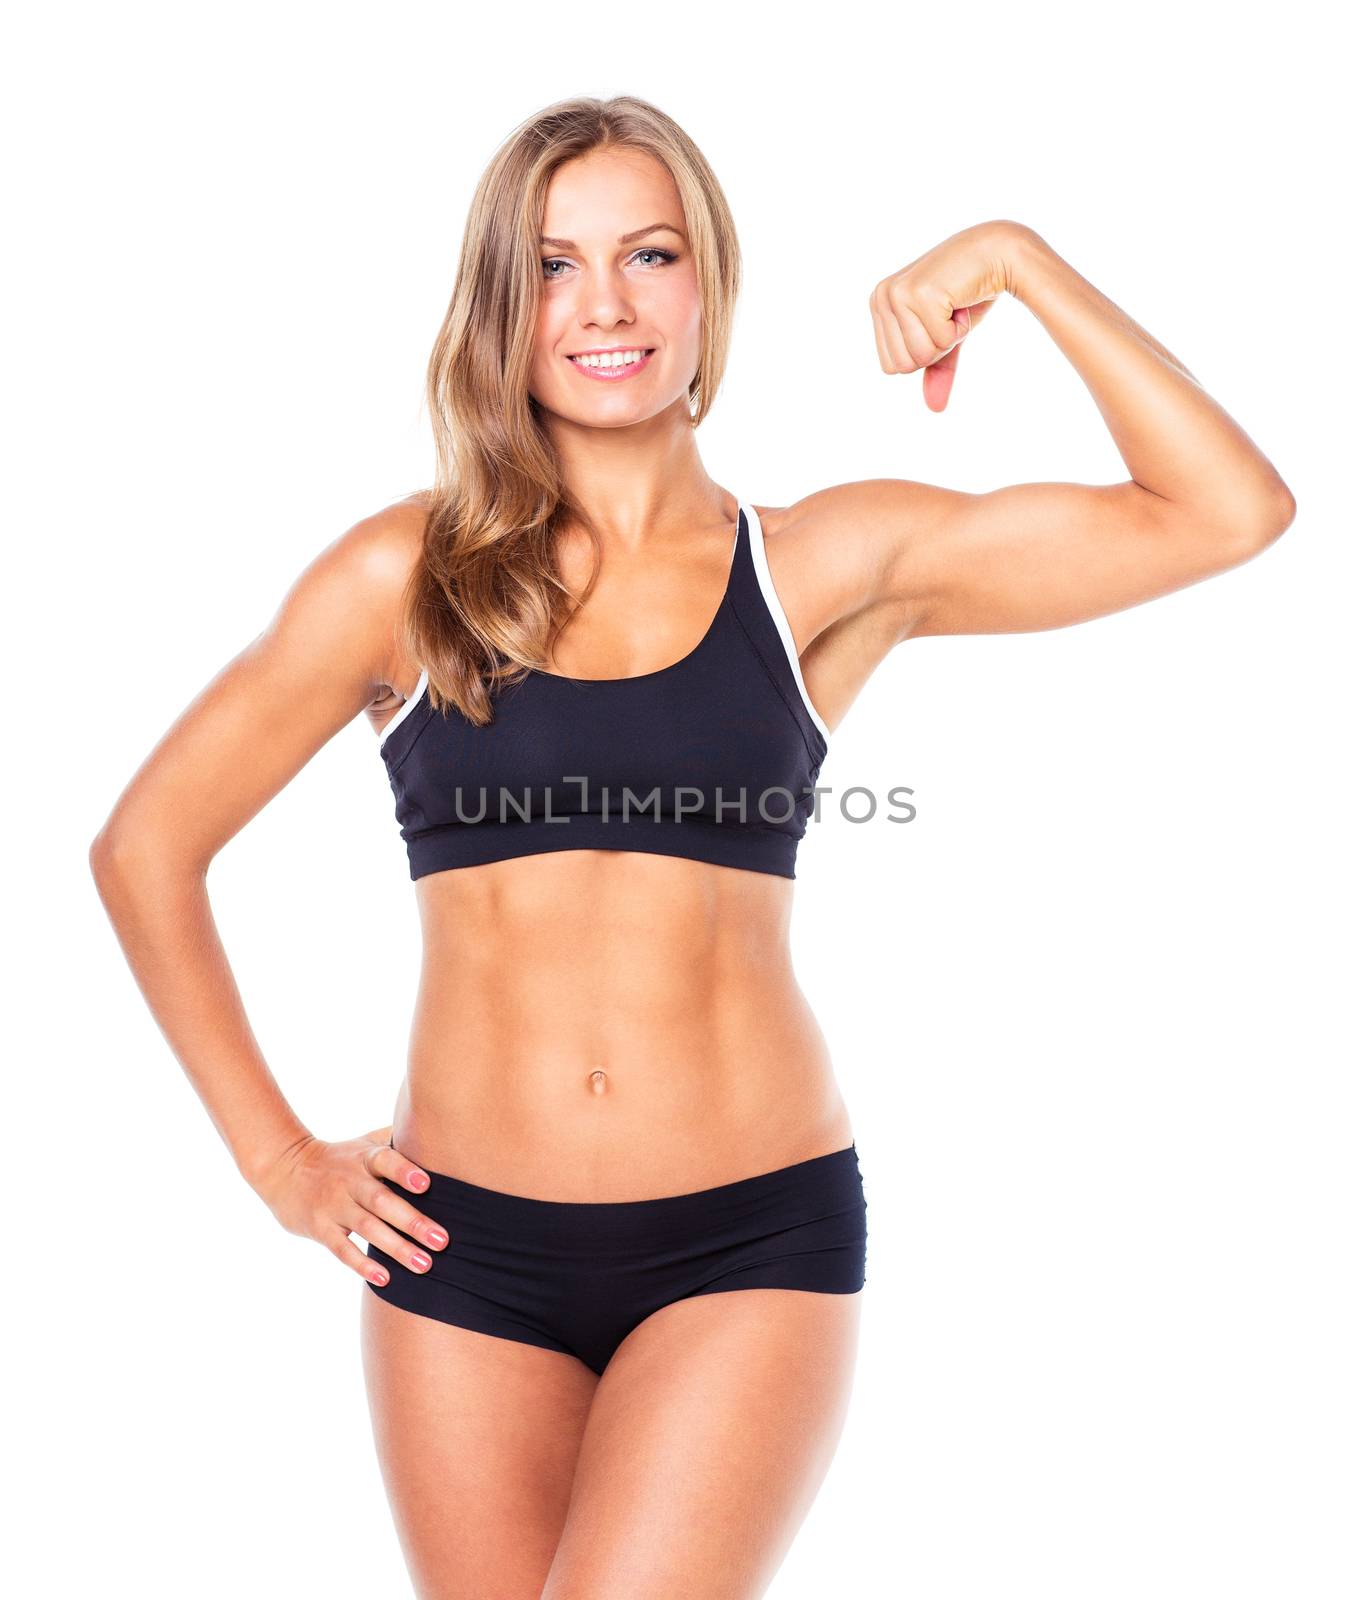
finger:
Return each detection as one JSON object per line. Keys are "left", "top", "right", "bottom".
{"left": 330, "top": 1224, "right": 392, "bottom": 1286}
{"left": 922, "top": 302, "right": 987, "bottom": 411}
{"left": 869, "top": 293, "right": 894, "bottom": 374}
{"left": 888, "top": 283, "right": 958, "bottom": 370}
{"left": 343, "top": 1204, "right": 436, "bottom": 1275}
{"left": 360, "top": 1176, "right": 450, "bottom": 1253}
{"left": 960, "top": 296, "right": 999, "bottom": 329}
{"left": 877, "top": 286, "right": 922, "bottom": 372}
{"left": 366, "top": 1138, "right": 432, "bottom": 1197}
{"left": 922, "top": 341, "right": 961, "bottom": 413}
{"left": 872, "top": 283, "right": 917, "bottom": 372}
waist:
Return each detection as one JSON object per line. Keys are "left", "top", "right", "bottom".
{"left": 395, "top": 1006, "right": 848, "bottom": 1201}
{"left": 380, "top": 1142, "right": 864, "bottom": 1226}
{"left": 393, "top": 854, "right": 846, "bottom": 1196}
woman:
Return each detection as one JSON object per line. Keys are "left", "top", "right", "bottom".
{"left": 90, "top": 95, "right": 1294, "bottom": 1598}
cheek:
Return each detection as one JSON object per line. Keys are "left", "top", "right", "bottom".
{"left": 656, "top": 277, "right": 702, "bottom": 344}
{"left": 531, "top": 304, "right": 566, "bottom": 385}
{"left": 666, "top": 306, "right": 705, "bottom": 385}
{"left": 533, "top": 301, "right": 554, "bottom": 355}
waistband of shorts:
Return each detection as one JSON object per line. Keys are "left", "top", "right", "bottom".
{"left": 382, "top": 1141, "right": 862, "bottom": 1226}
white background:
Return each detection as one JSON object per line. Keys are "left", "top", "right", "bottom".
{"left": 7, "top": 2, "right": 1358, "bottom": 1594}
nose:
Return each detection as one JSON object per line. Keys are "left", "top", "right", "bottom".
{"left": 576, "top": 268, "right": 636, "bottom": 334}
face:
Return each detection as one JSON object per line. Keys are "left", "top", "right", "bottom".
{"left": 528, "top": 148, "right": 702, "bottom": 430}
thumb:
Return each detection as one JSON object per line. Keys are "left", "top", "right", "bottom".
{"left": 923, "top": 339, "right": 963, "bottom": 412}
{"left": 923, "top": 298, "right": 993, "bottom": 412}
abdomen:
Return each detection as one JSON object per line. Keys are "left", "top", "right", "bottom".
{"left": 391, "top": 850, "right": 852, "bottom": 1200}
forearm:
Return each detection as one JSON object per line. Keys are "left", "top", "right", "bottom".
{"left": 90, "top": 833, "right": 313, "bottom": 1189}
{"left": 1003, "top": 223, "right": 1294, "bottom": 536}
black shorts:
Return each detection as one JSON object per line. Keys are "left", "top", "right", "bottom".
{"left": 364, "top": 1144, "right": 868, "bottom": 1376}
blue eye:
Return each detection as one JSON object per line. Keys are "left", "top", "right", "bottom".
{"left": 541, "top": 247, "right": 678, "bottom": 279}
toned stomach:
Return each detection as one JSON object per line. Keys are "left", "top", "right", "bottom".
{"left": 389, "top": 848, "right": 853, "bottom": 1201}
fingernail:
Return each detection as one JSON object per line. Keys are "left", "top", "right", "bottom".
{"left": 411, "top": 1252, "right": 431, "bottom": 1271}
{"left": 370, "top": 1269, "right": 388, "bottom": 1285}
{"left": 410, "top": 1172, "right": 429, "bottom": 1190}
{"left": 428, "top": 1228, "right": 447, "bottom": 1247}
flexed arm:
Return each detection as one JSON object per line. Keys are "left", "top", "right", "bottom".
{"left": 786, "top": 220, "right": 1294, "bottom": 654}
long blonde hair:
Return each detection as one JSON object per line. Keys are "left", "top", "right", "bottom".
{"left": 401, "top": 95, "right": 742, "bottom": 726}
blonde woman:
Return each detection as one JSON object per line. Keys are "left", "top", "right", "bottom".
{"left": 91, "top": 95, "right": 1293, "bottom": 1598}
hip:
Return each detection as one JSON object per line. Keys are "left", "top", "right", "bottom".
{"left": 364, "top": 1140, "right": 869, "bottom": 1375}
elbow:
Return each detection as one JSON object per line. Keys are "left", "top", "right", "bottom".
{"left": 91, "top": 818, "right": 213, "bottom": 893}
{"left": 89, "top": 822, "right": 136, "bottom": 898}
{"left": 1218, "top": 480, "right": 1297, "bottom": 561}
{"left": 1258, "top": 480, "right": 1297, "bottom": 544}
{"left": 89, "top": 819, "right": 175, "bottom": 897}
{"left": 89, "top": 824, "right": 116, "bottom": 885}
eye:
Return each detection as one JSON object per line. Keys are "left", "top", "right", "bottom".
{"left": 540, "top": 247, "right": 678, "bottom": 280}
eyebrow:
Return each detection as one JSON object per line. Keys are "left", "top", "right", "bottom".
{"left": 539, "top": 223, "right": 686, "bottom": 249}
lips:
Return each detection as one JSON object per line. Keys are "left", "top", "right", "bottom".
{"left": 565, "top": 349, "right": 655, "bottom": 382}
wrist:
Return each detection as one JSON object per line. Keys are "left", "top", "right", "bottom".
{"left": 993, "top": 221, "right": 1055, "bottom": 306}
{"left": 238, "top": 1125, "right": 315, "bottom": 1193}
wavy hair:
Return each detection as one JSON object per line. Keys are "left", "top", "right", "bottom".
{"left": 399, "top": 95, "right": 742, "bottom": 726}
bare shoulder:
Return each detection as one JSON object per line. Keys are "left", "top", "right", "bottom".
{"left": 305, "top": 491, "right": 430, "bottom": 698}
{"left": 753, "top": 479, "right": 963, "bottom": 643}
{"left": 336, "top": 491, "right": 430, "bottom": 606}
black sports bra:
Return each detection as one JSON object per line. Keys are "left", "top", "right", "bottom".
{"left": 377, "top": 501, "right": 831, "bottom": 881}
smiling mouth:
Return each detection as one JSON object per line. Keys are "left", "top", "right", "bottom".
{"left": 565, "top": 348, "right": 656, "bottom": 380}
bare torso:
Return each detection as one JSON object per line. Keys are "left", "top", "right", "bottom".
{"left": 390, "top": 847, "right": 852, "bottom": 1200}
{"left": 374, "top": 496, "right": 865, "bottom": 1201}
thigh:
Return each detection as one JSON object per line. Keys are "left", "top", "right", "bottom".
{"left": 541, "top": 1287, "right": 863, "bottom": 1600}
{"left": 361, "top": 1287, "right": 599, "bottom": 1600}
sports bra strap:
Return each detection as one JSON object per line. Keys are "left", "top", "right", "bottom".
{"left": 737, "top": 502, "right": 832, "bottom": 745}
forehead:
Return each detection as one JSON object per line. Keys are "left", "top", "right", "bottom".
{"left": 541, "top": 148, "right": 683, "bottom": 237}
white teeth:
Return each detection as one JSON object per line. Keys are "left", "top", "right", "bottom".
{"left": 570, "top": 349, "right": 647, "bottom": 368}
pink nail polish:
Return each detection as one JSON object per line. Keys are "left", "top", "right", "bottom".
{"left": 412, "top": 1252, "right": 431, "bottom": 1271}
{"left": 410, "top": 1173, "right": 429, "bottom": 1190}
{"left": 370, "top": 1270, "right": 388, "bottom": 1285}
{"left": 428, "top": 1229, "right": 447, "bottom": 1247}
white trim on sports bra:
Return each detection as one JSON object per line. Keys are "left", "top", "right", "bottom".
{"left": 741, "top": 502, "right": 833, "bottom": 745}
{"left": 377, "top": 666, "right": 429, "bottom": 752}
